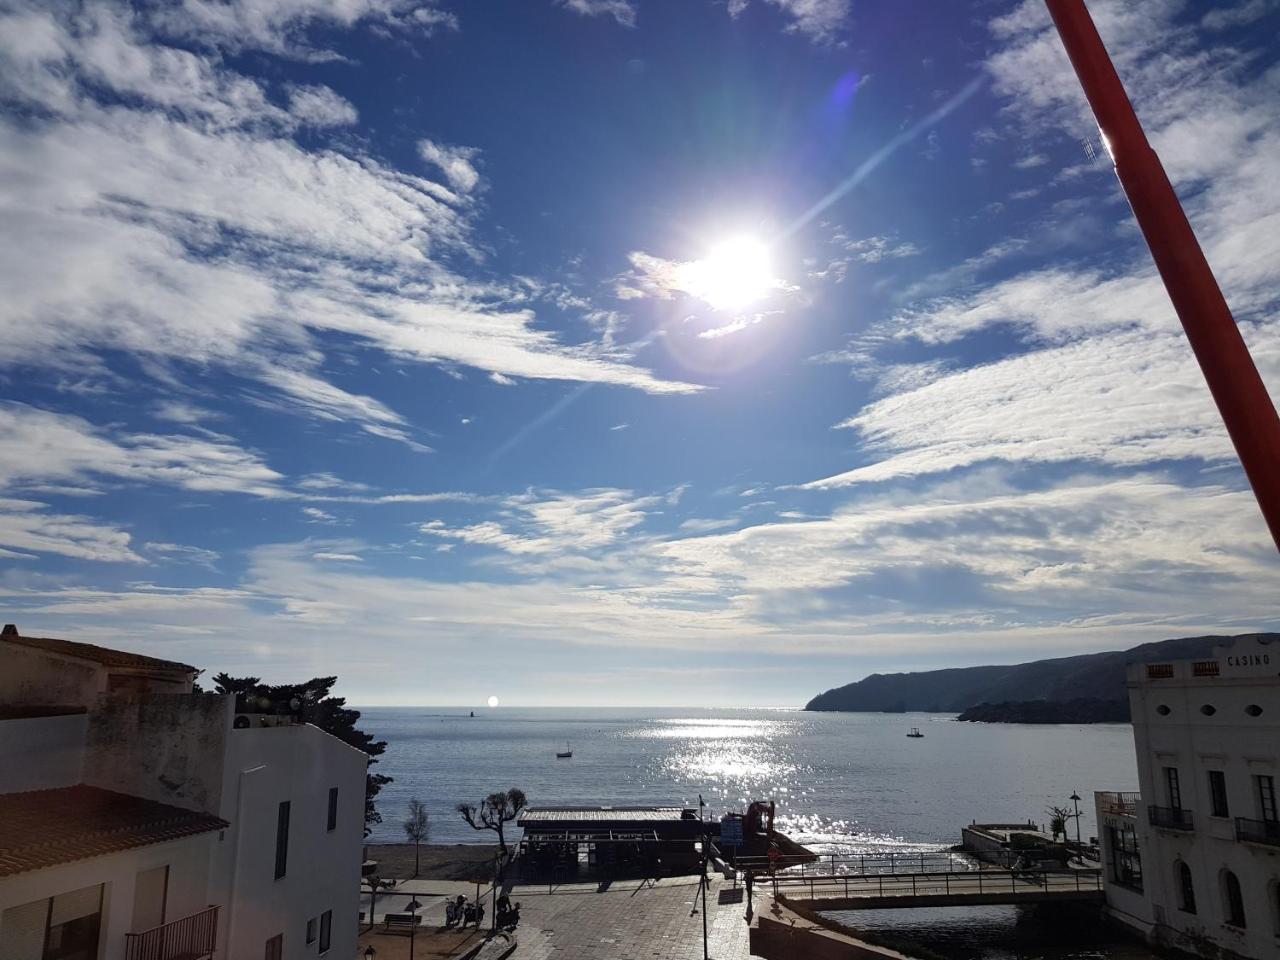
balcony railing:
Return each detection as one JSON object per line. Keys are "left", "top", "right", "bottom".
{"left": 124, "top": 905, "right": 218, "bottom": 960}
{"left": 1235, "top": 817, "right": 1280, "bottom": 848}
{"left": 1145, "top": 663, "right": 1174, "bottom": 679}
{"left": 1192, "top": 660, "right": 1220, "bottom": 677}
{"left": 1148, "top": 806, "right": 1194, "bottom": 831}
{"left": 1097, "top": 791, "right": 1140, "bottom": 818}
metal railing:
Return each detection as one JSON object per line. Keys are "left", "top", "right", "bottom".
{"left": 1097, "top": 792, "right": 1140, "bottom": 817}
{"left": 733, "top": 851, "right": 1011, "bottom": 876}
{"left": 1235, "top": 817, "right": 1280, "bottom": 848}
{"left": 1145, "top": 664, "right": 1174, "bottom": 679}
{"left": 124, "top": 905, "right": 218, "bottom": 960}
{"left": 1148, "top": 806, "right": 1194, "bottom": 831}
{"left": 769, "top": 866, "right": 1103, "bottom": 902}
{"left": 1192, "top": 660, "right": 1220, "bottom": 677}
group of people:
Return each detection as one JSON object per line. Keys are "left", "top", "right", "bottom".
{"left": 442, "top": 893, "right": 521, "bottom": 930}
{"left": 443, "top": 895, "right": 484, "bottom": 929}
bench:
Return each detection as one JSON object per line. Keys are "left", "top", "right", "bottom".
{"left": 383, "top": 913, "right": 423, "bottom": 934}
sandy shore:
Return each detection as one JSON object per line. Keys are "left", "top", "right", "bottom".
{"left": 365, "top": 843, "right": 501, "bottom": 881}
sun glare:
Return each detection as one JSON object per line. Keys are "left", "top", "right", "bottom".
{"left": 680, "top": 235, "right": 776, "bottom": 312}
{"left": 487, "top": 695, "right": 499, "bottom": 708}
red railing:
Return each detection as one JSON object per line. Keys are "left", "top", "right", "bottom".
{"left": 124, "top": 905, "right": 218, "bottom": 960}
{"left": 1145, "top": 664, "right": 1174, "bottom": 679}
{"left": 1193, "top": 660, "right": 1220, "bottom": 677}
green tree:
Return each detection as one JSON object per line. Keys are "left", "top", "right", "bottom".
{"left": 213, "top": 673, "right": 391, "bottom": 835}
{"left": 403, "top": 797, "right": 430, "bottom": 877}
{"left": 457, "top": 788, "right": 527, "bottom": 856}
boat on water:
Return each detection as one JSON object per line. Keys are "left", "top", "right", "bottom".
{"left": 556, "top": 741, "right": 573, "bottom": 758}
{"left": 907, "top": 727, "right": 924, "bottom": 738}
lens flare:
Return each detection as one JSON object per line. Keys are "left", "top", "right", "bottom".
{"left": 677, "top": 235, "right": 776, "bottom": 312}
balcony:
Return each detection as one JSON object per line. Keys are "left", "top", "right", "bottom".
{"left": 1192, "top": 660, "right": 1220, "bottom": 677}
{"left": 1145, "top": 663, "right": 1174, "bottom": 679}
{"left": 1235, "top": 817, "right": 1280, "bottom": 848}
{"left": 1097, "top": 791, "right": 1140, "bottom": 818}
{"left": 124, "top": 905, "right": 218, "bottom": 960}
{"left": 1148, "top": 805, "right": 1194, "bottom": 832}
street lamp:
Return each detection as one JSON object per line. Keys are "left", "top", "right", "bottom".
{"left": 364, "top": 948, "right": 376, "bottom": 959}
{"left": 1069, "top": 791, "right": 1083, "bottom": 860}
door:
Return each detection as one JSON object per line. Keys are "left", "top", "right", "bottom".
{"left": 131, "top": 865, "right": 168, "bottom": 933}
{"left": 264, "top": 934, "right": 283, "bottom": 960}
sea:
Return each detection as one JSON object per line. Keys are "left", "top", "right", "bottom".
{"left": 359, "top": 706, "right": 1156, "bottom": 960}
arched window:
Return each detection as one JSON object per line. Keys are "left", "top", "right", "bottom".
{"left": 1222, "top": 870, "right": 1246, "bottom": 928}
{"left": 1177, "top": 861, "right": 1196, "bottom": 914}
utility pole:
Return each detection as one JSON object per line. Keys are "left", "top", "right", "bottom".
{"left": 1044, "top": 0, "right": 1280, "bottom": 552}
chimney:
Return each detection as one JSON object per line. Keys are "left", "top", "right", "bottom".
{"left": 1, "top": 624, "right": 16, "bottom": 636}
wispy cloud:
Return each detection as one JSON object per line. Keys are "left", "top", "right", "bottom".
{"left": 556, "top": 0, "right": 637, "bottom": 28}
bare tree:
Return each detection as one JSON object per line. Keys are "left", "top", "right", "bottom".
{"left": 456, "top": 788, "right": 527, "bottom": 856}
{"left": 1047, "top": 805, "right": 1072, "bottom": 844}
{"left": 403, "top": 797, "right": 430, "bottom": 876}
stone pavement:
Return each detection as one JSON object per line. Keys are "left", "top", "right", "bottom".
{"left": 503, "top": 875, "right": 753, "bottom": 960}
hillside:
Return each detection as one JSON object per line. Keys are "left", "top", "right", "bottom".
{"left": 804, "top": 633, "right": 1278, "bottom": 714}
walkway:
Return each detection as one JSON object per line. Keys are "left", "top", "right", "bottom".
{"left": 769, "top": 867, "right": 1103, "bottom": 910}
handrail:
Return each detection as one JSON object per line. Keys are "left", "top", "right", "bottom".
{"left": 1148, "top": 806, "right": 1194, "bottom": 831}
{"left": 1234, "top": 817, "right": 1280, "bottom": 848}
{"left": 734, "top": 850, "right": 1013, "bottom": 875}
{"left": 124, "top": 905, "right": 219, "bottom": 960}
{"left": 769, "top": 867, "right": 1103, "bottom": 901}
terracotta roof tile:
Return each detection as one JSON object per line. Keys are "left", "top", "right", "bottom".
{"left": 0, "top": 785, "right": 228, "bottom": 877}
{"left": 1, "top": 631, "right": 198, "bottom": 674}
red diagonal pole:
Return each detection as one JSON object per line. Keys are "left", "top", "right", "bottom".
{"left": 1045, "top": 0, "right": 1280, "bottom": 552}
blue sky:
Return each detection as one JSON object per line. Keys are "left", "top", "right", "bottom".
{"left": 1, "top": 0, "right": 1277, "bottom": 707}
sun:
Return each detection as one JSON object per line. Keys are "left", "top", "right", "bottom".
{"left": 487, "top": 695, "right": 499, "bottom": 708}
{"left": 679, "top": 235, "right": 776, "bottom": 312}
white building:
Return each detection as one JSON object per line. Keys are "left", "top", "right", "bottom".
{"left": 0, "top": 625, "right": 368, "bottom": 960}
{"left": 1096, "top": 633, "right": 1280, "bottom": 960}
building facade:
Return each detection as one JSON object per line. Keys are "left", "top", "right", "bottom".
{"left": 0, "top": 626, "right": 367, "bottom": 960}
{"left": 1096, "top": 634, "right": 1280, "bottom": 960}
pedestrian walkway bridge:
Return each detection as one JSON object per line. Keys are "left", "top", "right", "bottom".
{"left": 736, "top": 852, "right": 1103, "bottom": 912}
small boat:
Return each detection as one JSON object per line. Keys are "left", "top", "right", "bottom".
{"left": 907, "top": 727, "right": 924, "bottom": 738}
{"left": 556, "top": 741, "right": 573, "bottom": 758}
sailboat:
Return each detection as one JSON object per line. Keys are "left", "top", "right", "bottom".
{"left": 556, "top": 741, "right": 573, "bottom": 758}
{"left": 907, "top": 727, "right": 924, "bottom": 738}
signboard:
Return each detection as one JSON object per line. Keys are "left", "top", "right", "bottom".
{"left": 719, "top": 817, "right": 744, "bottom": 847}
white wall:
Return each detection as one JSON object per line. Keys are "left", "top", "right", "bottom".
{"left": 211, "top": 723, "right": 367, "bottom": 960}
{"left": 1127, "top": 636, "right": 1280, "bottom": 960}
{"left": 0, "top": 714, "right": 87, "bottom": 792}
{"left": 0, "top": 833, "right": 218, "bottom": 960}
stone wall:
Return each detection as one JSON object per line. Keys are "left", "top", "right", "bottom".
{"left": 0, "top": 642, "right": 103, "bottom": 708}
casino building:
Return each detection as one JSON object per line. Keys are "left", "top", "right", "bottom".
{"left": 1095, "top": 633, "right": 1280, "bottom": 960}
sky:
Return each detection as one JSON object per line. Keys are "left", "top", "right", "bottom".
{"left": 1, "top": 0, "right": 1278, "bottom": 708}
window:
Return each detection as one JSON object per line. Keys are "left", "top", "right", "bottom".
{"left": 1245, "top": 704, "right": 1263, "bottom": 717}
{"left": 1107, "top": 823, "right": 1142, "bottom": 892}
{"left": 327, "top": 786, "right": 339, "bottom": 832}
{"left": 1208, "top": 771, "right": 1229, "bottom": 818}
{"left": 306, "top": 916, "right": 318, "bottom": 944}
{"left": 1200, "top": 704, "right": 1217, "bottom": 716}
{"left": 1258, "top": 774, "right": 1278, "bottom": 823}
{"left": 1164, "top": 767, "right": 1182, "bottom": 811}
{"left": 2, "top": 885, "right": 106, "bottom": 960}
{"left": 1176, "top": 861, "right": 1196, "bottom": 914}
{"left": 274, "top": 800, "right": 291, "bottom": 879}
{"left": 265, "top": 933, "right": 283, "bottom": 960}
{"left": 319, "top": 909, "right": 332, "bottom": 953}
{"left": 1223, "top": 870, "right": 1246, "bottom": 928}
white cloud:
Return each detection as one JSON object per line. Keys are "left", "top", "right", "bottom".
{"left": 144, "top": 542, "right": 221, "bottom": 569}
{"left": 556, "top": 0, "right": 637, "bottom": 28}
{"left": 0, "top": 403, "right": 286, "bottom": 498}
{"left": 312, "top": 551, "right": 363, "bottom": 562}
{"left": 842, "top": 234, "right": 922, "bottom": 264}
{"left": 0, "top": 498, "right": 143, "bottom": 563}
{"left": 301, "top": 507, "right": 339, "bottom": 523}
{"left": 417, "top": 138, "right": 482, "bottom": 194}
{"left": 287, "top": 84, "right": 358, "bottom": 127}
{"left": 764, "top": 0, "right": 850, "bottom": 44}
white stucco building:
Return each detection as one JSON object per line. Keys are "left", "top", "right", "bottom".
{"left": 1096, "top": 633, "right": 1280, "bottom": 960}
{"left": 0, "top": 625, "right": 368, "bottom": 960}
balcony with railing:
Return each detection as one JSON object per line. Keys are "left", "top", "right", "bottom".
{"left": 124, "top": 905, "right": 218, "bottom": 960}
{"left": 1234, "top": 817, "right": 1280, "bottom": 848}
{"left": 1096, "top": 791, "right": 1140, "bottom": 818}
{"left": 1148, "top": 805, "right": 1194, "bottom": 832}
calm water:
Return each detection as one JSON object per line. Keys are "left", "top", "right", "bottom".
{"left": 359, "top": 707, "right": 1154, "bottom": 959}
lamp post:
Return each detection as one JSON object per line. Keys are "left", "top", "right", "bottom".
{"left": 364, "top": 948, "right": 376, "bottom": 960}
{"left": 1044, "top": 0, "right": 1280, "bottom": 552}
{"left": 1069, "top": 791, "right": 1083, "bottom": 861}
{"left": 406, "top": 899, "right": 421, "bottom": 960}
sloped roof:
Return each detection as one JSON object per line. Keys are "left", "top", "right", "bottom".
{"left": 520, "top": 806, "right": 693, "bottom": 824}
{"left": 1, "top": 627, "right": 198, "bottom": 674}
{"left": 0, "top": 785, "right": 228, "bottom": 877}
